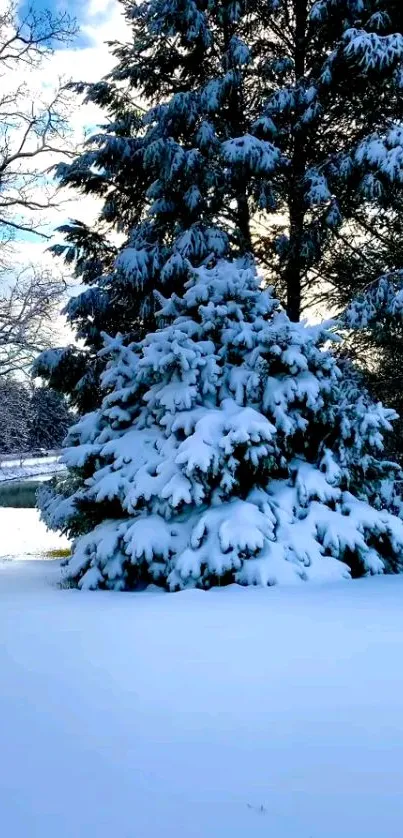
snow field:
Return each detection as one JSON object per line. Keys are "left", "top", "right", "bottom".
{"left": 0, "top": 508, "right": 69, "bottom": 558}
{"left": 1, "top": 558, "right": 403, "bottom": 837}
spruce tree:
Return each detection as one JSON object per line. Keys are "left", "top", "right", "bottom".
{"left": 343, "top": 271, "right": 403, "bottom": 462}
{"left": 36, "top": 0, "right": 403, "bottom": 405}
{"left": 43, "top": 258, "right": 403, "bottom": 590}
{"left": 37, "top": 0, "right": 403, "bottom": 589}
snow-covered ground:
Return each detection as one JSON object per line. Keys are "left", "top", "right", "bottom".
{"left": 1, "top": 544, "right": 403, "bottom": 837}
{"left": 0, "top": 508, "right": 69, "bottom": 557}
{"left": 0, "top": 455, "right": 66, "bottom": 483}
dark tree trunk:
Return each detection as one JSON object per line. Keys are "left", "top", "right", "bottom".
{"left": 286, "top": 198, "right": 305, "bottom": 322}
{"left": 285, "top": 0, "right": 308, "bottom": 322}
{"left": 237, "top": 191, "right": 253, "bottom": 253}
{"left": 222, "top": 17, "right": 252, "bottom": 255}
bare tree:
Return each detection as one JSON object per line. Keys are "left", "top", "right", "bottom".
{"left": 0, "top": 3, "right": 77, "bottom": 376}
{"left": 0, "top": 2, "right": 77, "bottom": 244}
{"left": 0, "top": 267, "right": 66, "bottom": 376}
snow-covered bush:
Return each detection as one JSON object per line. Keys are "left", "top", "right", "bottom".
{"left": 43, "top": 258, "right": 403, "bottom": 590}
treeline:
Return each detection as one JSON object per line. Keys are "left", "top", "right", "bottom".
{"left": 0, "top": 379, "right": 72, "bottom": 455}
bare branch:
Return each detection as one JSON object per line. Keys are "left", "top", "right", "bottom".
{"left": 0, "top": 1, "right": 77, "bottom": 249}
{"left": 0, "top": 267, "right": 67, "bottom": 376}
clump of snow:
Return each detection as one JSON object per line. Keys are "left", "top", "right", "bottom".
{"left": 343, "top": 271, "right": 403, "bottom": 328}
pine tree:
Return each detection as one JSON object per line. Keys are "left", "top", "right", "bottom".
{"left": 342, "top": 271, "right": 403, "bottom": 462}
{"left": 37, "top": 0, "right": 403, "bottom": 589}
{"left": 36, "top": 0, "right": 403, "bottom": 406}
{"left": 42, "top": 258, "right": 403, "bottom": 590}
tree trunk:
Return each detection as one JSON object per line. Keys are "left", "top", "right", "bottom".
{"left": 237, "top": 191, "right": 253, "bottom": 253}
{"left": 285, "top": 0, "right": 308, "bottom": 322}
{"left": 222, "top": 17, "right": 252, "bottom": 255}
{"left": 286, "top": 200, "right": 305, "bottom": 322}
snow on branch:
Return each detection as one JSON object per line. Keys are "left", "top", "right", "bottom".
{"left": 343, "top": 271, "right": 403, "bottom": 329}
{"left": 43, "top": 258, "right": 403, "bottom": 591}
{"left": 343, "top": 28, "right": 403, "bottom": 72}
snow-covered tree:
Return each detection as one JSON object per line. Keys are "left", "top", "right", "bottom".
{"left": 342, "top": 271, "right": 403, "bottom": 462}
{"left": 27, "top": 386, "right": 72, "bottom": 452}
{"left": 36, "top": 0, "right": 403, "bottom": 406}
{"left": 0, "top": 379, "right": 72, "bottom": 455}
{"left": 0, "top": 377, "right": 30, "bottom": 453}
{"left": 42, "top": 258, "right": 403, "bottom": 590}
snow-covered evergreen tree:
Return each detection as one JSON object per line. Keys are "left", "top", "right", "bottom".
{"left": 36, "top": 0, "right": 403, "bottom": 589}
{"left": 36, "top": 0, "right": 403, "bottom": 406}
{"left": 341, "top": 270, "right": 403, "bottom": 462}
{"left": 43, "top": 258, "right": 403, "bottom": 590}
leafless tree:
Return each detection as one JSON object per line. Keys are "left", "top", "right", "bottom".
{"left": 0, "top": 1, "right": 77, "bottom": 244}
{"left": 0, "top": 267, "right": 66, "bottom": 376}
{"left": 0, "top": 3, "right": 77, "bottom": 376}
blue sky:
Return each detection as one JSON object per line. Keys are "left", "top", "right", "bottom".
{"left": 10, "top": 0, "right": 127, "bottom": 267}
{"left": 17, "top": 0, "right": 118, "bottom": 50}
